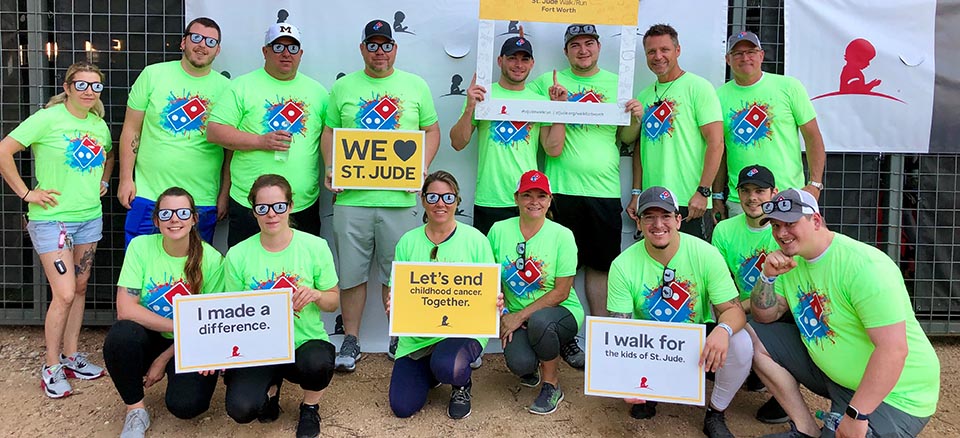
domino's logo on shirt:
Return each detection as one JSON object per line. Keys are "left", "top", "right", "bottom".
{"left": 64, "top": 133, "right": 106, "bottom": 173}
{"left": 792, "top": 286, "right": 836, "bottom": 348}
{"left": 356, "top": 94, "right": 402, "bottom": 130}
{"left": 142, "top": 276, "right": 192, "bottom": 319}
{"left": 160, "top": 93, "right": 212, "bottom": 135}
{"left": 262, "top": 98, "right": 309, "bottom": 135}
{"left": 729, "top": 102, "right": 772, "bottom": 148}
{"left": 642, "top": 99, "right": 676, "bottom": 142}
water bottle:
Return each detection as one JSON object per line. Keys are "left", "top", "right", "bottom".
{"left": 816, "top": 410, "right": 876, "bottom": 437}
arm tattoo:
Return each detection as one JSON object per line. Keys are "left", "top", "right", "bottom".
{"left": 610, "top": 312, "right": 632, "bottom": 319}
{"left": 131, "top": 134, "right": 140, "bottom": 155}
{"left": 74, "top": 247, "right": 96, "bottom": 276}
{"left": 751, "top": 281, "right": 779, "bottom": 310}
{"left": 126, "top": 288, "right": 141, "bottom": 297}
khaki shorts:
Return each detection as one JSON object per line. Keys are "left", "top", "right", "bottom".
{"left": 333, "top": 205, "right": 420, "bottom": 289}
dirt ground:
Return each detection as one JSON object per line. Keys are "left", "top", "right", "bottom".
{"left": 0, "top": 326, "right": 956, "bottom": 437}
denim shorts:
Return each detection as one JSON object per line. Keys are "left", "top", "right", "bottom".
{"left": 26, "top": 217, "right": 103, "bottom": 254}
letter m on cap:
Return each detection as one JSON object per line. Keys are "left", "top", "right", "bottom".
{"left": 280, "top": 25, "right": 291, "bottom": 33}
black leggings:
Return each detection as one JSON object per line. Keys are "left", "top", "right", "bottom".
{"left": 503, "top": 306, "right": 579, "bottom": 376}
{"left": 224, "top": 339, "right": 336, "bottom": 423}
{"left": 102, "top": 320, "right": 219, "bottom": 419}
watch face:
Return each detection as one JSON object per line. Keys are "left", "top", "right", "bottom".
{"left": 697, "top": 186, "right": 711, "bottom": 197}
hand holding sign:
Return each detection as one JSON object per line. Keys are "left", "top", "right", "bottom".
{"left": 332, "top": 129, "right": 425, "bottom": 191}
{"left": 548, "top": 69, "right": 569, "bottom": 102}
{"left": 390, "top": 262, "right": 501, "bottom": 337}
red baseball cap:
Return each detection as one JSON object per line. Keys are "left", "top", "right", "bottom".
{"left": 515, "top": 170, "right": 551, "bottom": 195}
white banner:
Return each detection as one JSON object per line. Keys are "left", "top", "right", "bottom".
{"left": 584, "top": 316, "right": 705, "bottom": 405}
{"left": 785, "top": 0, "right": 936, "bottom": 153}
{"left": 172, "top": 289, "right": 295, "bottom": 373}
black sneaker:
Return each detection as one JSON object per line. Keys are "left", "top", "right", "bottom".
{"left": 629, "top": 401, "right": 658, "bottom": 419}
{"left": 448, "top": 381, "right": 472, "bottom": 419}
{"left": 559, "top": 338, "right": 585, "bottom": 369}
{"left": 756, "top": 397, "right": 789, "bottom": 424}
{"left": 387, "top": 336, "right": 398, "bottom": 361}
{"left": 703, "top": 408, "right": 735, "bottom": 438}
{"left": 335, "top": 335, "right": 362, "bottom": 372}
{"left": 519, "top": 368, "right": 541, "bottom": 388}
{"left": 258, "top": 382, "right": 282, "bottom": 423}
{"left": 296, "top": 403, "right": 321, "bottom": 438}
{"left": 746, "top": 370, "right": 766, "bottom": 392}
{"left": 760, "top": 421, "right": 818, "bottom": 438}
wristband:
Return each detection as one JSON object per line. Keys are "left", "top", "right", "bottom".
{"left": 630, "top": 188, "right": 642, "bottom": 196}
{"left": 711, "top": 193, "right": 725, "bottom": 201}
{"left": 101, "top": 181, "right": 109, "bottom": 189}
{"left": 760, "top": 273, "right": 777, "bottom": 284}
{"left": 807, "top": 180, "right": 824, "bottom": 190}
{"left": 21, "top": 189, "right": 31, "bottom": 201}
{"left": 716, "top": 322, "right": 734, "bottom": 337}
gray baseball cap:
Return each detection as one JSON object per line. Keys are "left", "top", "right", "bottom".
{"left": 636, "top": 186, "right": 680, "bottom": 215}
{"left": 760, "top": 189, "right": 820, "bottom": 224}
{"left": 727, "top": 30, "right": 761, "bottom": 53}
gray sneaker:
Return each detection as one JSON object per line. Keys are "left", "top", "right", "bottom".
{"left": 335, "top": 335, "right": 362, "bottom": 372}
{"left": 469, "top": 354, "right": 483, "bottom": 369}
{"left": 120, "top": 408, "right": 150, "bottom": 438}
{"left": 60, "top": 352, "right": 106, "bottom": 380}
{"left": 40, "top": 364, "right": 72, "bottom": 399}
{"left": 528, "top": 382, "right": 564, "bottom": 415}
{"left": 386, "top": 336, "right": 398, "bottom": 361}
{"left": 560, "top": 338, "right": 585, "bottom": 369}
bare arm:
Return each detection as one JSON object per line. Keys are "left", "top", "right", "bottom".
{"left": 712, "top": 150, "right": 728, "bottom": 221}
{"left": 217, "top": 150, "right": 232, "bottom": 220}
{"left": 626, "top": 137, "right": 643, "bottom": 220}
{"left": 117, "top": 107, "right": 144, "bottom": 208}
{"left": 501, "top": 276, "right": 574, "bottom": 345}
{"left": 116, "top": 287, "right": 174, "bottom": 333}
{"left": 0, "top": 136, "right": 30, "bottom": 198}
{"left": 750, "top": 278, "right": 789, "bottom": 323}
{"left": 293, "top": 285, "right": 340, "bottom": 313}
{"left": 799, "top": 118, "right": 826, "bottom": 199}
{"left": 610, "top": 311, "right": 632, "bottom": 319}
{"left": 449, "top": 77, "right": 484, "bottom": 151}
{"left": 101, "top": 148, "right": 115, "bottom": 191}
{"left": 422, "top": 122, "right": 441, "bottom": 169}
{"left": 845, "top": 322, "right": 909, "bottom": 416}
{"left": 540, "top": 124, "right": 566, "bottom": 157}
{"left": 207, "top": 121, "right": 291, "bottom": 152}
{"left": 698, "top": 121, "right": 725, "bottom": 189}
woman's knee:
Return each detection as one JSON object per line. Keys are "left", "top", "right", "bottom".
{"left": 103, "top": 320, "right": 147, "bottom": 356}
{"left": 167, "top": 394, "right": 210, "bottom": 420}
{"left": 224, "top": 394, "right": 261, "bottom": 424}
{"left": 504, "top": 348, "right": 539, "bottom": 376}
{"left": 389, "top": 394, "right": 424, "bottom": 418}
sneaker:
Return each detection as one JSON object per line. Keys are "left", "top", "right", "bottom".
{"left": 760, "top": 421, "right": 818, "bottom": 438}
{"left": 387, "top": 336, "right": 398, "bottom": 361}
{"left": 528, "top": 382, "right": 564, "bottom": 415}
{"left": 40, "top": 364, "right": 72, "bottom": 398}
{"left": 519, "top": 368, "right": 541, "bottom": 388}
{"left": 629, "top": 401, "right": 658, "bottom": 419}
{"left": 120, "top": 408, "right": 150, "bottom": 438}
{"left": 258, "top": 382, "right": 282, "bottom": 423}
{"left": 448, "top": 381, "right": 472, "bottom": 420}
{"left": 60, "top": 352, "right": 105, "bottom": 380}
{"left": 335, "top": 335, "right": 362, "bottom": 372}
{"left": 560, "top": 338, "right": 585, "bottom": 369}
{"left": 469, "top": 355, "right": 483, "bottom": 370}
{"left": 756, "top": 397, "right": 789, "bottom": 424}
{"left": 296, "top": 403, "right": 321, "bottom": 438}
{"left": 746, "top": 370, "right": 766, "bottom": 392}
{"left": 703, "top": 408, "right": 735, "bottom": 438}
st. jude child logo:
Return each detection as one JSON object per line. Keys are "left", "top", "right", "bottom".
{"left": 643, "top": 99, "right": 677, "bottom": 141}
{"left": 262, "top": 98, "right": 308, "bottom": 135}
{"left": 142, "top": 275, "right": 192, "bottom": 319}
{"left": 64, "top": 133, "right": 106, "bottom": 172}
{"left": 161, "top": 92, "right": 212, "bottom": 135}
{"left": 729, "top": 102, "right": 772, "bottom": 148}
{"left": 356, "top": 94, "right": 402, "bottom": 130}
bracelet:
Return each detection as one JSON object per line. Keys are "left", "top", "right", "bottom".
{"left": 807, "top": 180, "right": 824, "bottom": 190}
{"left": 630, "top": 188, "right": 642, "bottom": 196}
{"left": 711, "top": 193, "right": 725, "bottom": 201}
{"left": 760, "top": 273, "right": 777, "bottom": 284}
{"left": 716, "top": 322, "right": 734, "bottom": 337}
{"left": 21, "top": 189, "right": 31, "bottom": 201}
{"left": 100, "top": 181, "right": 109, "bottom": 189}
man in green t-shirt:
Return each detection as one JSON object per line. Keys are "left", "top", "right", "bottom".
{"left": 118, "top": 17, "right": 230, "bottom": 247}
{"left": 622, "top": 24, "right": 724, "bottom": 242}
{"left": 449, "top": 34, "right": 567, "bottom": 234}
{"left": 751, "top": 189, "right": 940, "bottom": 438}
{"left": 318, "top": 19, "right": 441, "bottom": 372}
{"left": 715, "top": 31, "right": 825, "bottom": 219}
{"left": 607, "top": 186, "right": 750, "bottom": 438}
{"left": 208, "top": 22, "right": 327, "bottom": 247}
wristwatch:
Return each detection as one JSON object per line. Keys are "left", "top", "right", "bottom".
{"left": 696, "top": 186, "right": 711, "bottom": 198}
{"left": 808, "top": 180, "right": 824, "bottom": 190}
{"left": 845, "top": 404, "right": 870, "bottom": 421}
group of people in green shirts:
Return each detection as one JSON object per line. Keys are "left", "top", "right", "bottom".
{"left": 0, "top": 13, "right": 941, "bottom": 438}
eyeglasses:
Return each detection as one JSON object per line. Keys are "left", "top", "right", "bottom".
{"left": 253, "top": 202, "right": 290, "bottom": 216}
{"left": 566, "top": 24, "right": 596, "bottom": 35}
{"left": 72, "top": 81, "right": 104, "bottom": 93}
{"left": 515, "top": 241, "right": 526, "bottom": 270}
{"left": 730, "top": 48, "right": 762, "bottom": 58}
{"left": 424, "top": 192, "right": 457, "bottom": 205}
{"left": 365, "top": 41, "right": 395, "bottom": 53}
{"left": 187, "top": 32, "right": 219, "bottom": 48}
{"left": 640, "top": 213, "right": 675, "bottom": 225}
{"left": 661, "top": 267, "right": 676, "bottom": 299}
{"left": 761, "top": 199, "right": 812, "bottom": 215}
{"left": 270, "top": 43, "right": 301, "bottom": 54}
{"left": 157, "top": 208, "right": 193, "bottom": 221}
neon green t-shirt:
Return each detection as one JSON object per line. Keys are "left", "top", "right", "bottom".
{"left": 487, "top": 217, "right": 584, "bottom": 329}
{"left": 391, "top": 222, "right": 496, "bottom": 358}
{"left": 326, "top": 69, "right": 438, "bottom": 208}
{"left": 774, "top": 233, "right": 940, "bottom": 417}
{"left": 209, "top": 68, "right": 327, "bottom": 212}
{"left": 530, "top": 68, "right": 620, "bottom": 198}
{"left": 717, "top": 73, "right": 816, "bottom": 202}
{"left": 9, "top": 104, "right": 112, "bottom": 222}
{"left": 711, "top": 214, "right": 780, "bottom": 300}
{"left": 608, "top": 234, "right": 738, "bottom": 323}
{"left": 127, "top": 60, "right": 231, "bottom": 205}
{"left": 224, "top": 230, "right": 339, "bottom": 347}
{"left": 118, "top": 233, "right": 225, "bottom": 338}
{"left": 467, "top": 83, "right": 545, "bottom": 207}
{"left": 636, "top": 72, "right": 722, "bottom": 206}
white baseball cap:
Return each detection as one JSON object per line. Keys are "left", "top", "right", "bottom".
{"left": 264, "top": 22, "right": 301, "bottom": 46}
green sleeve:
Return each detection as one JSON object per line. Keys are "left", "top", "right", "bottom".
{"left": 693, "top": 80, "right": 723, "bottom": 127}
{"left": 313, "top": 239, "right": 339, "bottom": 291}
{"left": 418, "top": 78, "right": 439, "bottom": 127}
{"left": 200, "top": 245, "right": 225, "bottom": 294}
{"left": 477, "top": 235, "right": 495, "bottom": 264}
{"left": 555, "top": 226, "right": 578, "bottom": 278}
{"left": 126, "top": 67, "right": 152, "bottom": 111}
{"left": 117, "top": 237, "right": 146, "bottom": 290}
{"left": 711, "top": 224, "right": 729, "bottom": 261}
{"left": 324, "top": 84, "right": 343, "bottom": 129}
{"left": 705, "top": 246, "right": 739, "bottom": 305}
{"left": 96, "top": 119, "right": 113, "bottom": 152}
{"left": 208, "top": 83, "right": 243, "bottom": 127}
{"left": 223, "top": 248, "right": 245, "bottom": 292}
{"left": 848, "top": 260, "right": 907, "bottom": 329}
{"left": 528, "top": 73, "right": 548, "bottom": 96}
{"left": 788, "top": 77, "right": 817, "bottom": 126}
{"left": 606, "top": 258, "right": 635, "bottom": 315}
{"left": 8, "top": 108, "right": 49, "bottom": 147}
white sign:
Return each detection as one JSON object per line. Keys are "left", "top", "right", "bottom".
{"left": 584, "top": 316, "right": 705, "bottom": 405}
{"left": 172, "top": 289, "right": 296, "bottom": 373}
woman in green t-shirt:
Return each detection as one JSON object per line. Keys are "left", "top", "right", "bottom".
{"left": 102, "top": 186, "right": 224, "bottom": 437}
{"left": 387, "top": 171, "right": 501, "bottom": 420}
{"left": 488, "top": 170, "right": 584, "bottom": 415}
{"left": 0, "top": 61, "right": 114, "bottom": 399}
{"left": 223, "top": 174, "right": 340, "bottom": 438}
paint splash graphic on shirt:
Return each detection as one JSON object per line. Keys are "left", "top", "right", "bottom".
{"left": 792, "top": 285, "right": 835, "bottom": 348}
{"left": 502, "top": 256, "right": 545, "bottom": 299}
{"left": 250, "top": 271, "right": 303, "bottom": 318}
{"left": 642, "top": 99, "right": 677, "bottom": 142}
{"left": 565, "top": 87, "right": 606, "bottom": 129}
{"left": 160, "top": 92, "right": 212, "bottom": 135}
{"left": 729, "top": 102, "right": 772, "bottom": 148}
{"left": 736, "top": 250, "right": 768, "bottom": 294}
{"left": 262, "top": 98, "right": 308, "bottom": 135}
{"left": 489, "top": 120, "right": 533, "bottom": 148}
{"left": 356, "top": 94, "right": 402, "bottom": 130}
{"left": 142, "top": 274, "right": 192, "bottom": 319}
{"left": 642, "top": 278, "right": 697, "bottom": 323}
{"left": 63, "top": 133, "right": 106, "bottom": 173}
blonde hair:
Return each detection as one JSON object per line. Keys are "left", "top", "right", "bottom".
{"left": 45, "top": 61, "right": 105, "bottom": 118}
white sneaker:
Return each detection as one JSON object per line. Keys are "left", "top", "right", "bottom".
{"left": 41, "top": 364, "right": 73, "bottom": 398}
{"left": 120, "top": 408, "right": 150, "bottom": 438}
{"left": 60, "top": 352, "right": 106, "bottom": 380}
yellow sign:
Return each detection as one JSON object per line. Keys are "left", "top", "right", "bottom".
{"left": 479, "top": 0, "right": 638, "bottom": 26}
{"left": 331, "top": 128, "right": 425, "bottom": 191}
{"left": 390, "top": 262, "right": 501, "bottom": 337}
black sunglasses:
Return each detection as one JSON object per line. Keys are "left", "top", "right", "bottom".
{"left": 761, "top": 199, "right": 812, "bottom": 215}
{"left": 253, "top": 202, "right": 290, "bottom": 216}
{"left": 661, "top": 267, "right": 676, "bottom": 299}
{"left": 365, "top": 41, "right": 395, "bottom": 53}
{"left": 430, "top": 245, "right": 439, "bottom": 261}
{"left": 157, "top": 208, "right": 193, "bottom": 222}
{"left": 515, "top": 241, "right": 526, "bottom": 270}
{"left": 271, "top": 43, "right": 301, "bottom": 54}
{"left": 424, "top": 192, "right": 457, "bottom": 205}
{"left": 72, "top": 80, "right": 104, "bottom": 93}
{"left": 187, "top": 32, "right": 219, "bottom": 48}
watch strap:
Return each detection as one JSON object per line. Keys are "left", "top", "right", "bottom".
{"left": 845, "top": 404, "right": 870, "bottom": 421}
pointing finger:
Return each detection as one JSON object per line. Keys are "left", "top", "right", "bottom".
{"left": 470, "top": 73, "right": 476, "bottom": 87}
{"left": 553, "top": 69, "right": 558, "bottom": 85}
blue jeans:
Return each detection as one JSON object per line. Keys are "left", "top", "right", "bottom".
{"left": 388, "top": 338, "right": 482, "bottom": 418}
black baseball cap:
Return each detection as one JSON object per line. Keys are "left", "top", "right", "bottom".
{"left": 636, "top": 186, "right": 680, "bottom": 215}
{"left": 362, "top": 19, "right": 393, "bottom": 42}
{"left": 501, "top": 36, "right": 534, "bottom": 58}
{"left": 737, "top": 164, "right": 775, "bottom": 189}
